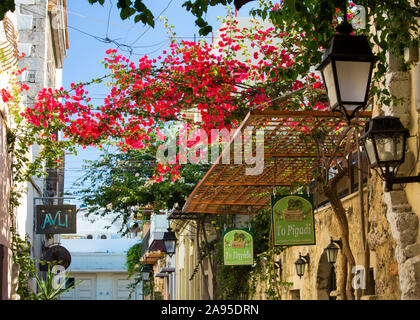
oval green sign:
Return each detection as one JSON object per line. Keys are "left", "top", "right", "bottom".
{"left": 223, "top": 229, "right": 254, "bottom": 266}
{"left": 271, "top": 194, "right": 315, "bottom": 246}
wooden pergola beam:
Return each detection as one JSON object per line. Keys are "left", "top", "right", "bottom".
{"left": 202, "top": 181, "right": 294, "bottom": 186}
{"left": 266, "top": 152, "right": 342, "bottom": 158}
{"left": 182, "top": 109, "right": 372, "bottom": 215}
{"left": 250, "top": 110, "right": 373, "bottom": 118}
{"left": 190, "top": 200, "right": 267, "bottom": 206}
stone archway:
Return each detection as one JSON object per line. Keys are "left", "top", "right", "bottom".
{"left": 316, "top": 252, "right": 337, "bottom": 300}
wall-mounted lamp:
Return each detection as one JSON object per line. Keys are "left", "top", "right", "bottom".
{"left": 325, "top": 237, "right": 343, "bottom": 265}
{"left": 141, "top": 264, "right": 152, "bottom": 281}
{"left": 359, "top": 116, "right": 420, "bottom": 192}
{"left": 316, "top": 0, "right": 378, "bottom": 123}
{"left": 163, "top": 227, "right": 177, "bottom": 257}
{"left": 294, "top": 253, "right": 310, "bottom": 278}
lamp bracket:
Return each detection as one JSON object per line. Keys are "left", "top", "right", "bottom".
{"left": 301, "top": 253, "right": 310, "bottom": 265}
{"left": 333, "top": 105, "right": 364, "bottom": 125}
{"left": 384, "top": 174, "right": 420, "bottom": 192}
{"left": 332, "top": 237, "right": 343, "bottom": 249}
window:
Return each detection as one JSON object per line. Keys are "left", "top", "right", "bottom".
{"left": 65, "top": 277, "right": 75, "bottom": 290}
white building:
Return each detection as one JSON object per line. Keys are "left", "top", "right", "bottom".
{"left": 58, "top": 211, "right": 142, "bottom": 300}
{"left": 15, "top": 0, "right": 69, "bottom": 270}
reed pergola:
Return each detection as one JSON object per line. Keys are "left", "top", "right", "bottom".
{"left": 182, "top": 109, "right": 372, "bottom": 215}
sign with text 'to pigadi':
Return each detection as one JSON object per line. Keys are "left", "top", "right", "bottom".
{"left": 223, "top": 228, "right": 254, "bottom": 266}
{"left": 271, "top": 194, "right": 315, "bottom": 246}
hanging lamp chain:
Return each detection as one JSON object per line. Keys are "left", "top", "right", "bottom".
{"left": 336, "top": 0, "right": 354, "bottom": 35}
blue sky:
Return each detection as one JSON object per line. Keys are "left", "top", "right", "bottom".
{"left": 62, "top": 0, "right": 255, "bottom": 204}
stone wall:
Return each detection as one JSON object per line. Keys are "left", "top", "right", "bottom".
{"left": 367, "top": 177, "right": 401, "bottom": 299}
{"left": 375, "top": 50, "right": 420, "bottom": 300}
{"left": 249, "top": 188, "right": 402, "bottom": 300}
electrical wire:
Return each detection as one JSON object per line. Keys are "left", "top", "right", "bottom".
{"left": 16, "top": 3, "right": 171, "bottom": 58}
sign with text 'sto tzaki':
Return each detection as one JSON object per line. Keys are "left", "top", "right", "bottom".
{"left": 223, "top": 228, "right": 254, "bottom": 266}
{"left": 271, "top": 194, "right": 315, "bottom": 246}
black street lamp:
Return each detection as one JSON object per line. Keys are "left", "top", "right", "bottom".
{"left": 325, "top": 237, "right": 343, "bottom": 265}
{"left": 294, "top": 253, "right": 310, "bottom": 279}
{"left": 141, "top": 264, "right": 152, "bottom": 281}
{"left": 317, "top": 0, "right": 378, "bottom": 123}
{"left": 360, "top": 116, "right": 420, "bottom": 191}
{"left": 163, "top": 227, "right": 177, "bottom": 257}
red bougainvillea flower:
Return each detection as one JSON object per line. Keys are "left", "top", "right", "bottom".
{"left": 21, "top": 13, "right": 327, "bottom": 183}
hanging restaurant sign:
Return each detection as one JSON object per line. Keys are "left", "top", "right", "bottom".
{"left": 36, "top": 205, "right": 77, "bottom": 234}
{"left": 271, "top": 194, "right": 315, "bottom": 246}
{"left": 223, "top": 228, "right": 254, "bottom": 266}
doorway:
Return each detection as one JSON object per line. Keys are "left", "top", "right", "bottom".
{"left": 316, "top": 252, "right": 337, "bottom": 300}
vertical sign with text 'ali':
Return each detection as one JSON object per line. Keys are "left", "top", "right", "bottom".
{"left": 36, "top": 205, "right": 77, "bottom": 234}
{"left": 223, "top": 228, "right": 254, "bottom": 266}
{"left": 271, "top": 194, "right": 315, "bottom": 246}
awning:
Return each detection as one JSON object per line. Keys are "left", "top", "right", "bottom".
{"left": 155, "top": 273, "right": 169, "bottom": 278}
{"left": 183, "top": 109, "right": 371, "bottom": 215}
{"left": 160, "top": 267, "right": 175, "bottom": 273}
{"left": 149, "top": 239, "right": 166, "bottom": 252}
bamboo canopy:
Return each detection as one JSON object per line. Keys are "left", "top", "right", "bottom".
{"left": 182, "top": 109, "right": 372, "bottom": 215}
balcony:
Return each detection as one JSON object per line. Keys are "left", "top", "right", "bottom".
{"left": 140, "top": 213, "right": 169, "bottom": 264}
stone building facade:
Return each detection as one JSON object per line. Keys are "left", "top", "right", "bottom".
{"left": 0, "top": 10, "right": 19, "bottom": 301}
{"left": 249, "top": 187, "right": 401, "bottom": 300}
{"left": 0, "top": 0, "right": 68, "bottom": 299}
{"left": 173, "top": 219, "right": 212, "bottom": 300}
{"left": 249, "top": 41, "right": 420, "bottom": 302}
{"left": 375, "top": 44, "right": 420, "bottom": 300}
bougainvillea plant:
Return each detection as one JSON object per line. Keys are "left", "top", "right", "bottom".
{"left": 18, "top": 11, "right": 326, "bottom": 184}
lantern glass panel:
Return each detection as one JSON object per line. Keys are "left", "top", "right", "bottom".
{"left": 335, "top": 60, "right": 371, "bottom": 109}
{"left": 295, "top": 262, "right": 305, "bottom": 277}
{"left": 323, "top": 62, "right": 338, "bottom": 108}
{"left": 364, "top": 138, "right": 378, "bottom": 167}
{"left": 164, "top": 240, "right": 175, "bottom": 255}
{"left": 326, "top": 246, "right": 339, "bottom": 264}
{"left": 142, "top": 271, "right": 150, "bottom": 281}
{"left": 375, "top": 134, "right": 405, "bottom": 166}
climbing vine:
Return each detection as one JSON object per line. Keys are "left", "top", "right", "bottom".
{"left": 125, "top": 242, "right": 143, "bottom": 299}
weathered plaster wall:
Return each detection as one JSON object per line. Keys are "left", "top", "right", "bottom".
{"left": 404, "top": 55, "right": 420, "bottom": 255}
{"left": 174, "top": 220, "right": 208, "bottom": 300}
{"left": 367, "top": 177, "right": 401, "bottom": 299}
{"left": 376, "top": 50, "right": 420, "bottom": 300}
